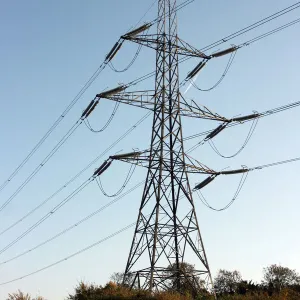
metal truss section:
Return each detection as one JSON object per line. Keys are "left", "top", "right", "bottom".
{"left": 97, "top": 89, "right": 228, "bottom": 121}
{"left": 110, "top": 151, "right": 216, "bottom": 175}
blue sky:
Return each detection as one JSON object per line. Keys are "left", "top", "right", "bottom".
{"left": 0, "top": 0, "right": 299, "bottom": 299}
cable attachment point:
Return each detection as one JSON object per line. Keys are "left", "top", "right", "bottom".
{"left": 231, "top": 113, "right": 260, "bottom": 122}
{"left": 122, "top": 23, "right": 152, "bottom": 39}
{"left": 210, "top": 46, "right": 239, "bottom": 58}
{"left": 81, "top": 99, "right": 100, "bottom": 119}
{"left": 194, "top": 174, "right": 218, "bottom": 191}
{"left": 97, "top": 85, "right": 127, "bottom": 98}
{"left": 204, "top": 123, "right": 228, "bottom": 141}
{"left": 110, "top": 151, "right": 143, "bottom": 160}
{"left": 186, "top": 60, "right": 207, "bottom": 80}
{"left": 219, "top": 168, "right": 249, "bottom": 175}
{"left": 93, "top": 160, "right": 112, "bottom": 177}
{"left": 105, "top": 41, "right": 123, "bottom": 62}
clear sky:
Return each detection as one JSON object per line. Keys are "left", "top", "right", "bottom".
{"left": 0, "top": 0, "right": 299, "bottom": 299}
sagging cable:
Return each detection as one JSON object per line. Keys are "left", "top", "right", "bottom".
{"left": 191, "top": 50, "right": 237, "bottom": 92}
{"left": 109, "top": 44, "right": 142, "bottom": 73}
{"left": 208, "top": 117, "right": 258, "bottom": 159}
{"left": 196, "top": 170, "right": 249, "bottom": 212}
{"left": 96, "top": 163, "right": 136, "bottom": 197}
{"left": 85, "top": 102, "right": 120, "bottom": 133}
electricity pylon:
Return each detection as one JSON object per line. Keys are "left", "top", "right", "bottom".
{"left": 119, "top": 0, "right": 215, "bottom": 292}
{"left": 91, "top": 0, "right": 239, "bottom": 296}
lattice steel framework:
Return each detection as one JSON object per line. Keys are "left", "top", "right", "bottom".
{"left": 120, "top": 0, "right": 215, "bottom": 294}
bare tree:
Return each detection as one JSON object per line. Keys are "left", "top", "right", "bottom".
{"left": 7, "top": 291, "right": 31, "bottom": 300}
{"left": 263, "top": 264, "right": 300, "bottom": 291}
{"left": 214, "top": 269, "right": 242, "bottom": 294}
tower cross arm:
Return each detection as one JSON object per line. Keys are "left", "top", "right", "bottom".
{"left": 179, "top": 94, "right": 230, "bottom": 121}
{"left": 96, "top": 88, "right": 157, "bottom": 111}
{"left": 109, "top": 150, "right": 217, "bottom": 175}
{"left": 121, "top": 34, "right": 210, "bottom": 59}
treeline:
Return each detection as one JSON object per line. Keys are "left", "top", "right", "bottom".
{"left": 6, "top": 264, "right": 300, "bottom": 299}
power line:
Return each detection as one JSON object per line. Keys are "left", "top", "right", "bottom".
{"left": 84, "top": 102, "right": 120, "bottom": 133}
{"left": 106, "top": 2, "right": 300, "bottom": 93}
{"left": 207, "top": 118, "right": 259, "bottom": 158}
{"left": 200, "top": 1, "right": 300, "bottom": 52}
{"left": 0, "top": 181, "right": 144, "bottom": 266}
{"left": 0, "top": 61, "right": 108, "bottom": 194}
{"left": 184, "top": 99, "right": 300, "bottom": 142}
{"left": 250, "top": 156, "right": 300, "bottom": 171}
{"left": 0, "top": 120, "right": 83, "bottom": 213}
{"left": 189, "top": 50, "right": 237, "bottom": 92}
{"left": 0, "top": 0, "right": 167, "bottom": 195}
{"left": 1, "top": 150, "right": 300, "bottom": 281}
{"left": 237, "top": 17, "right": 300, "bottom": 48}
{"left": 0, "top": 222, "right": 136, "bottom": 286}
{"left": 1, "top": 0, "right": 299, "bottom": 288}
{"left": 0, "top": 204, "right": 169, "bottom": 286}
{"left": 2, "top": 147, "right": 300, "bottom": 284}
{"left": 0, "top": 112, "right": 151, "bottom": 237}
{"left": 96, "top": 164, "right": 137, "bottom": 197}
{"left": 0, "top": 177, "right": 93, "bottom": 256}
{"left": 196, "top": 171, "right": 249, "bottom": 212}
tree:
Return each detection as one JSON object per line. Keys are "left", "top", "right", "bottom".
{"left": 110, "top": 271, "right": 137, "bottom": 288}
{"left": 164, "top": 262, "right": 209, "bottom": 298}
{"left": 66, "top": 281, "right": 102, "bottom": 300}
{"left": 7, "top": 291, "right": 31, "bottom": 300}
{"left": 6, "top": 291, "right": 46, "bottom": 300}
{"left": 262, "top": 264, "right": 300, "bottom": 292}
{"left": 214, "top": 269, "right": 242, "bottom": 295}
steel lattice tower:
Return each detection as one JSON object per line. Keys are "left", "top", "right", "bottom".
{"left": 84, "top": 0, "right": 271, "bottom": 294}
{"left": 121, "top": 0, "right": 214, "bottom": 293}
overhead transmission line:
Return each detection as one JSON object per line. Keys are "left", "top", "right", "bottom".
{"left": 96, "top": 164, "right": 137, "bottom": 197}
{"left": 194, "top": 154, "right": 300, "bottom": 212}
{"left": 0, "top": 0, "right": 161, "bottom": 194}
{"left": 200, "top": 1, "right": 300, "bottom": 52}
{"left": 0, "top": 112, "right": 151, "bottom": 237}
{"left": 5, "top": 10, "right": 294, "bottom": 211}
{"left": 207, "top": 118, "right": 259, "bottom": 158}
{"left": 196, "top": 172, "right": 249, "bottom": 212}
{"left": 109, "top": 1, "right": 300, "bottom": 92}
{"left": 189, "top": 50, "right": 237, "bottom": 92}
{"left": 0, "top": 181, "right": 145, "bottom": 266}
{"left": 237, "top": 17, "right": 300, "bottom": 48}
{"left": 0, "top": 221, "right": 136, "bottom": 286}
{"left": 0, "top": 150, "right": 140, "bottom": 255}
{"left": 184, "top": 99, "right": 300, "bottom": 142}
{"left": 0, "top": 0, "right": 195, "bottom": 213}
{"left": 1, "top": 0, "right": 298, "bottom": 280}
{"left": 2, "top": 152, "right": 300, "bottom": 285}
{"left": 6, "top": 13, "right": 297, "bottom": 242}
{"left": 0, "top": 176, "right": 95, "bottom": 256}
{"left": 0, "top": 119, "right": 83, "bottom": 213}
{"left": 0, "top": 53, "right": 110, "bottom": 194}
